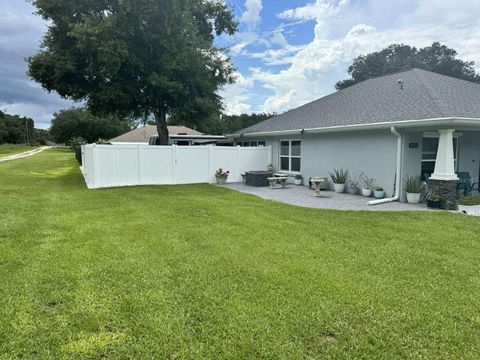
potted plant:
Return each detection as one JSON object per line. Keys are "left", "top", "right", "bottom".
{"left": 426, "top": 185, "right": 441, "bottom": 209}
{"left": 294, "top": 174, "right": 303, "bottom": 185}
{"left": 404, "top": 176, "right": 424, "bottom": 203}
{"left": 346, "top": 173, "right": 362, "bottom": 195}
{"left": 215, "top": 168, "right": 229, "bottom": 185}
{"left": 361, "top": 175, "right": 375, "bottom": 197}
{"left": 329, "top": 168, "right": 348, "bottom": 193}
{"left": 373, "top": 187, "right": 385, "bottom": 199}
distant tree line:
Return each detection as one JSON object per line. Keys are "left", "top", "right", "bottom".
{"left": 0, "top": 111, "right": 36, "bottom": 145}
{"left": 169, "top": 112, "right": 274, "bottom": 135}
{"left": 49, "top": 108, "right": 132, "bottom": 144}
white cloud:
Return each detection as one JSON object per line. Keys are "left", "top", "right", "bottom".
{"left": 239, "top": 0, "right": 480, "bottom": 114}
{"left": 240, "top": 0, "right": 263, "bottom": 30}
{"left": 221, "top": 72, "right": 254, "bottom": 115}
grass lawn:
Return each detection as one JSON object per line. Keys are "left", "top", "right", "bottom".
{"left": 1, "top": 149, "right": 480, "bottom": 359}
{"left": 0, "top": 143, "right": 39, "bottom": 157}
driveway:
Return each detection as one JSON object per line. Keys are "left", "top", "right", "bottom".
{"left": 0, "top": 146, "right": 50, "bottom": 163}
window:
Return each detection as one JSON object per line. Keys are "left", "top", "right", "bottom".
{"left": 421, "top": 136, "right": 458, "bottom": 177}
{"left": 280, "top": 140, "right": 301, "bottom": 172}
{"left": 235, "top": 141, "right": 265, "bottom": 147}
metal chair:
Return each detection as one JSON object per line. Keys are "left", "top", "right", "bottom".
{"left": 456, "top": 172, "right": 478, "bottom": 195}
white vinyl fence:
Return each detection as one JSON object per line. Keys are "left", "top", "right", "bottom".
{"left": 81, "top": 144, "right": 272, "bottom": 189}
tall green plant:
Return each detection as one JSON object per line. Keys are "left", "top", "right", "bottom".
{"left": 404, "top": 176, "right": 424, "bottom": 193}
{"left": 329, "top": 169, "right": 348, "bottom": 184}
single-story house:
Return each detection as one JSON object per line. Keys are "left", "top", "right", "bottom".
{"left": 230, "top": 68, "right": 480, "bottom": 208}
{"left": 110, "top": 125, "right": 227, "bottom": 145}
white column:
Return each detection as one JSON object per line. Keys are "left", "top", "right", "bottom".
{"left": 430, "top": 129, "right": 458, "bottom": 181}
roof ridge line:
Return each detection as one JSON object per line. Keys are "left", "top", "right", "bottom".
{"left": 412, "top": 69, "right": 449, "bottom": 117}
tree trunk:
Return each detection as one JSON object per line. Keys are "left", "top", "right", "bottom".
{"left": 154, "top": 109, "right": 169, "bottom": 145}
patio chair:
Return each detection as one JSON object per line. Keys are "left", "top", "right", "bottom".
{"left": 456, "top": 172, "right": 478, "bottom": 195}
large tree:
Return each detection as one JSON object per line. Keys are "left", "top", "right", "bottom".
{"left": 169, "top": 112, "right": 274, "bottom": 135}
{"left": 28, "top": 0, "right": 237, "bottom": 144}
{"left": 49, "top": 108, "right": 131, "bottom": 144}
{"left": 336, "top": 42, "right": 480, "bottom": 90}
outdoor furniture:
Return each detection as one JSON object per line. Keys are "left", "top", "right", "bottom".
{"left": 456, "top": 172, "right": 478, "bottom": 195}
{"left": 241, "top": 173, "right": 246, "bottom": 182}
{"left": 311, "top": 177, "right": 326, "bottom": 197}
{"left": 245, "top": 170, "right": 273, "bottom": 187}
{"left": 268, "top": 176, "right": 288, "bottom": 188}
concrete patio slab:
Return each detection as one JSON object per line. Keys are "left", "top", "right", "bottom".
{"left": 223, "top": 183, "right": 429, "bottom": 211}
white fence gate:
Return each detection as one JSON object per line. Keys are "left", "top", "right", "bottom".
{"left": 81, "top": 144, "right": 272, "bottom": 189}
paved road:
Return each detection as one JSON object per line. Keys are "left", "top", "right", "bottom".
{"left": 0, "top": 146, "right": 51, "bottom": 163}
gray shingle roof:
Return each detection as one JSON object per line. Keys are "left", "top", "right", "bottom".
{"left": 109, "top": 125, "right": 203, "bottom": 143}
{"left": 238, "top": 68, "right": 480, "bottom": 134}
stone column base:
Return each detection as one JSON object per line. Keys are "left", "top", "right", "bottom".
{"left": 431, "top": 179, "right": 458, "bottom": 210}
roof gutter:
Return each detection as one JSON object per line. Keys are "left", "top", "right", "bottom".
{"left": 228, "top": 117, "right": 480, "bottom": 138}
{"left": 368, "top": 127, "right": 402, "bottom": 206}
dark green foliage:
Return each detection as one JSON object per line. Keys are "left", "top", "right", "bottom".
{"left": 50, "top": 108, "right": 130, "bottom": 144}
{"left": 34, "top": 128, "right": 52, "bottom": 145}
{"left": 0, "top": 111, "right": 35, "bottom": 145}
{"left": 336, "top": 42, "right": 480, "bottom": 90}
{"left": 27, "top": 0, "right": 237, "bottom": 144}
{"left": 170, "top": 112, "right": 274, "bottom": 135}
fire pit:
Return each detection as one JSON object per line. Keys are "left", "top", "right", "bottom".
{"left": 245, "top": 170, "right": 273, "bottom": 187}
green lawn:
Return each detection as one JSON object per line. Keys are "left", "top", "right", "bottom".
{"left": 1, "top": 149, "right": 480, "bottom": 359}
{"left": 0, "top": 143, "right": 39, "bottom": 157}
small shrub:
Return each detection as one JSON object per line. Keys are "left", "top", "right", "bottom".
{"left": 69, "top": 137, "right": 86, "bottom": 151}
{"left": 362, "top": 175, "right": 376, "bottom": 190}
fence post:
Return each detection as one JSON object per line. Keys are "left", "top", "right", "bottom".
{"left": 171, "top": 145, "right": 176, "bottom": 184}
{"left": 137, "top": 144, "right": 142, "bottom": 185}
{"left": 208, "top": 145, "right": 214, "bottom": 183}
{"left": 92, "top": 143, "right": 97, "bottom": 188}
{"left": 236, "top": 146, "right": 240, "bottom": 182}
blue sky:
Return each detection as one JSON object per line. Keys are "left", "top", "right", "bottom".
{"left": 1, "top": 0, "right": 480, "bottom": 128}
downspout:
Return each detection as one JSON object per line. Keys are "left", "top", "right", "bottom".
{"left": 368, "top": 126, "right": 402, "bottom": 205}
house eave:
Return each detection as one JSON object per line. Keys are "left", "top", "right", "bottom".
{"left": 229, "top": 117, "right": 480, "bottom": 138}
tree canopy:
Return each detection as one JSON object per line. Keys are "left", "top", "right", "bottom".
{"left": 49, "top": 108, "right": 131, "bottom": 144}
{"left": 28, "top": 0, "right": 237, "bottom": 144}
{"left": 169, "top": 112, "right": 274, "bottom": 135}
{"left": 336, "top": 42, "right": 480, "bottom": 90}
{"left": 0, "top": 111, "right": 35, "bottom": 145}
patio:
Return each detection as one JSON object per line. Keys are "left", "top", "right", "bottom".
{"left": 224, "top": 183, "right": 429, "bottom": 211}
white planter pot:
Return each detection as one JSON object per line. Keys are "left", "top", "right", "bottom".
{"left": 294, "top": 179, "right": 302, "bottom": 185}
{"left": 361, "top": 188, "right": 372, "bottom": 197}
{"left": 333, "top": 183, "right": 345, "bottom": 193}
{"left": 406, "top": 192, "right": 421, "bottom": 203}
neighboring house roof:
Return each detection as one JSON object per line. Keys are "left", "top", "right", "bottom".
{"left": 109, "top": 125, "right": 203, "bottom": 143}
{"left": 236, "top": 68, "right": 480, "bottom": 135}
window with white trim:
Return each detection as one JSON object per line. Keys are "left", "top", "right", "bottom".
{"left": 421, "top": 136, "right": 458, "bottom": 177}
{"left": 280, "top": 140, "right": 301, "bottom": 172}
